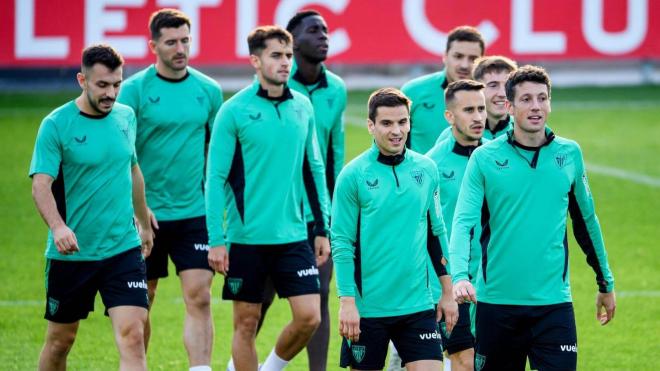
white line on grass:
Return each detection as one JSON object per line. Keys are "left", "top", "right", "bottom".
{"left": 586, "top": 163, "right": 660, "bottom": 188}
{"left": 0, "top": 298, "right": 225, "bottom": 307}
{"left": 618, "top": 291, "right": 660, "bottom": 298}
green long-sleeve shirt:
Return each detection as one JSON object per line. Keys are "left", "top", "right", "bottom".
{"left": 205, "top": 78, "right": 330, "bottom": 247}
{"left": 449, "top": 128, "right": 614, "bottom": 305}
{"left": 331, "top": 144, "right": 448, "bottom": 318}
{"left": 402, "top": 70, "right": 449, "bottom": 153}
{"left": 289, "top": 63, "right": 346, "bottom": 222}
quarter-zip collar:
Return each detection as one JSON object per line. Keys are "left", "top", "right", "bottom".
{"left": 255, "top": 81, "right": 293, "bottom": 102}
{"left": 506, "top": 127, "right": 556, "bottom": 169}
{"left": 371, "top": 142, "right": 406, "bottom": 166}
{"left": 291, "top": 61, "right": 328, "bottom": 89}
{"left": 487, "top": 115, "right": 511, "bottom": 136}
{"left": 452, "top": 139, "right": 481, "bottom": 157}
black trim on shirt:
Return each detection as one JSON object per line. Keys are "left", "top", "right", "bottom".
{"left": 227, "top": 139, "right": 246, "bottom": 223}
{"left": 302, "top": 151, "right": 326, "bottom": 237}
{"left": 427, "top": 211, "right": 447, "bottom": 277}
{"left": 487, "top": 115, "right": 511, "bottom": 136}
{"left": 451, "top": 141, "right": 481, "bottom": 157}
{"left": 52, "top": 163, "right": 66, "bottom": 223}
{"left": 507, "top": 129, "right": 556, "bottom": 169}
{"left": 256, "top": 84, "right": 294, "bottom": 102}
{"left": 292, "top": 66, "right": 328, "bottom": 92}
{"left": 376, "top": 150, "right": 406, "bottom": 166}
{"left": 78, "top": 110, "right": 110, "bottom": 119}
{"left": 568, "top": 185, "right": 610, "bottom": 293}
{"left": 563, "top": 231, "right": 569, "bottom": 281}
{"left": 479, "top": 199, "right": 491, "bottom": 284}
{"left": 354, "top": 212, "right": 362, "bottom": 297}
{"left": 326, "top": 136, "right": 335, "bottom": 200}
{"left": 441, "top": 76, "right": 449, "bottom": 90}
{"left": 156, "top": 71, "right": 190, "bottom": 83}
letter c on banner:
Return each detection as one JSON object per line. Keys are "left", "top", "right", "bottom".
{"left": 274, "top": 0, "right": 351, "bottom": 58}
{"left": 402, "top": 0, "right": 499, "bottom": 56}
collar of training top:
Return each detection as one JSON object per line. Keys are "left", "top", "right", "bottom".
{"left": 155, "top": 68, "right": 190, "bottom": 83}
{"left": 441, "top": 71, "right": 449, "bottom": 90}
{"left": 452, "top": 140, "right": 481, "bottom": 157}
{"left": 291, "top": 63, "right": 328, "bottom": 88}
{"left": 79, "top": 109, "right": 110, "bottom": 119}
{"left": 488, "top": 115, "right": 511, "bottom": 135}
{"left": 507, "top": 126, "right": 556, "bottom": 150}
{"left": 374, "top": 144, "right": 407, "bottom": 166}
{"left": 255, "top": 82, "right": 294, "bottom": 102}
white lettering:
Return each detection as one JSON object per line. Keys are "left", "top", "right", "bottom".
{"left": 236, "top": 0, "right": 259, "bottom": 57}
{"left": 194, "top": 243, "right": 209, "bottom": 251}
{"left": 85, "top": 0, "right": 147, "bottom": 58}
{"left": 419, "top": 332, "right": 442, "bottom": 340}
{"left": 274, "top": 0, "right": 351, "bottom": 58}
{"left": 560, "top": 344, "right": 578, "bottom": 352}
{"left": 15, "top": 0, "right": 69, "bottom": 58}
{"left": 127, "top": 280, "right": 147, "bottom": 289}
{"left": 402, "top": 0, "right": 499, "bottom": 56}
{"left": 157, "top": 0, "right": 222, "bottom": 58}
{"left": 296, "top": 266, "right": 319, "bottom": 277}
{"left": 511, "top": 0, "right": 566, "bottom": 54}
{"left": 582, "top": 0, "right": 647, "bottom": 55}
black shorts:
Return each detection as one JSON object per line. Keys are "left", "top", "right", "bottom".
{"left": 44, "top": 248, "right": 149, "bottom": 323}
{"left": 439, "top": 302, "right": 475, "bottom": 354}
{"left": 475, "top": 302, "right": 577, "bottom": 371}
{"left": 146, "top": 216, "right": 212, "bottom": 280}
{"left": 340, "top": 309, "right": 443, "bottom": 369}
{"left": 222, "top": 240, "right": 320, "bottom": 303}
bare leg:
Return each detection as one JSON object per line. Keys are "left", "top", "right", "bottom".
{"left": 306, "top": 258, "right": 333, "bottom": 371}
{"left": 179, "top": 269, "right": 214, "bottom": 367}
{"left": 38, "top": 321, "right": 79, "bottom": 371}
{"left": 232, "top": 301, "right": 262, "bottom": 370}
{"left": 144, "top": 279, "right": 158, "bottom": 352}
{"left": 273, "top": 293, "right": 321, "bottom": 360}
{"left": 108, "top": 305, "right": 148, "bottom": 371}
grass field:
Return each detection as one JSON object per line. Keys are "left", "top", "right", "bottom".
{"left": 1, "top": 85, "right": 659, "bottom": 370}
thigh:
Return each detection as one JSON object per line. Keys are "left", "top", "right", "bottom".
{"left": 339, "top": 317, "right": 391, "bottom": 370}
{"left": 99, "top": 248, "right": 149, "bottom": 312}
{"left": 44, "top": 258, "right": 99, "bottom": 323}
{"left": 169, "top": 216, "right": 214, "bottom": 275}
{"left": 440, "top": 302, "right": 475, "bottom": 355}
{"left": 474, "top": 302, "right": 528, "bottom": 371}
{"left": 222, "top": 244, "right": 268, "bottom": 303}
{"left": 391, "top": 310, "right": 443, "bottom": 366}
{"left": 145, "top": 221, "right": 172, "bottom": 280}
{"left": 528, "top": 303, "right": 577, "bottom": 371}
{"left": 271, "top": 241, "right": 320, "bottom": 298}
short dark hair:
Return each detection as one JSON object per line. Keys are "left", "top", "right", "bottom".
{"left": 505, "top": 65, "right": 552, "bottom": 102}
{"left": 446, "top": 26, "right": 485, "bottom": 55}
{"left": 286, "top": 10, "right": 321, "bottom": 34}
{"left": 247, "top": 25, "right": 292, "bottom": 55}
{"left": 445, "top": 80, "right": 485, "bottom": 106}
{"left": 368, "top": 88, "right": 411, "bottom": 122}
{"left": 149, "top": 8, "right": 191, "bottom": 40}
{"left": 81, "top": 44, "right": 123, "bottom": 72}
{"left": 473, "top": 56, "right": 518, "bottom": 81}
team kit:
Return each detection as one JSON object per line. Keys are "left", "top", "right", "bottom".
{"left": 29, "top": 8, "right": 615, "bottom": 371}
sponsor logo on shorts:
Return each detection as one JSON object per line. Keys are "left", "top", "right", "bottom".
{"left": 297, "top": 266, "right": 319, "bottom": 278}
{"left": 352, "top": 345, "right": 366, "bottom": 363}
{"left": 440, "top": 322, "right": 451, "bottom": 339}
{"left": 194, "top": 243, "right": 209, "bottom": 251}
{"left": 419, "top": 331, "right": 442, "bottom": 340}
{"left": 127, "top": 280, "right": 147, "bottom": 289}
{"left": 560, "top": 344, "right": 578, "bottom": 353}
{"left": 475, "top": 353, "right": 486, "bottom": 371}
{"left": 47, "top": 297, "right": 59, "bottom": 316}
{"left": 228, "top": 278, "right": 243, "bottom": 295}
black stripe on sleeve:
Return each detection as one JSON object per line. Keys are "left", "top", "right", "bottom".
{"left": 427, "top": 211, "right": 447, "bottom": 277}
{"left": 52, "top": 163, "right": 66, "bottom": 223}
{"left": 568, "top": 186, "right": 609, "bottom": 292}
{"left": 479, "top": 199, "right": 491, "bottom": 284}
{"left": 302, "top": 152, "right": 325, "bottom": 236}
{"left": 325, "top": 137, "right": 335, "bottom": 200}
{"left": 226, "top": 139, "right": 245, "bottom": 223}
{"left": 354, "top": 212, "right": 362, "bottom": 297}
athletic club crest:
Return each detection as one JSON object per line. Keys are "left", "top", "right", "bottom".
{"left": 48, "top": 297, "right": 59, "bottom": 316}
{"left": 227, "top": 278, "right": 243, "bottom": 295}
{"left": 411, "top": 170, "right": 424, "bottom": 186}
{"left": 555, "top": 153, "right": 567, "bottom": 169}
{"left": 352, "top": 345, "right": 366, "bottom": 363}
{"left": 475, "top": 353, "right": 486, "bottom": 371}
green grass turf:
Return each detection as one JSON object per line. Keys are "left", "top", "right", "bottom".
{"left": 1, "top": 85, "right": 659, "bottom": 369}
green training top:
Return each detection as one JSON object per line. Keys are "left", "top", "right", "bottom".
{"left": 449, "top": 128, "right": 615, "bottom": 305}
{"left": 205, "top": 78, "right": 330, "bottom": 247}
{"left": 401, "top": 70, "right": 449, "bottom": 153}
{"left": 435, "top": 114, "right": 514, "bottom": 145}
{"left": 331, "top": 144, "right": 449, "bottom": 318}
{"left": 118, "top": 65, "right": 223, "bottom": 221}
{"left": 289, "top": 63, "right": 346, "bottom": 222}
{"left": 427, "top": 135, "right": 488, "bottom": 284}
{"left": 29, "top": 101, "right": 141, "bottom": 261}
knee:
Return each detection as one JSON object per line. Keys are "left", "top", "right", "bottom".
{"left": 184, "top": 285, "right": 212, "bottom": 311}
{"left": 45, "top": 333, "right": 76, "bottom": 357}
{"left": 295, "top": 309, "right": 321, "bottom": 334}
{"left": 234, "top": 312, "right": 261, "bottom": 337}
{"left": 118, "top": 321, "right": 145, "bottom": 349}
{"left": 452, "top": 349, "right": 474, "bottom": 368}
{"left": 147, "top": 283, "right": 158, "bottom": 305}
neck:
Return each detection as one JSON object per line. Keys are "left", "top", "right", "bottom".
{"left": 257, "top": 75, "right": 284, "bottom": 97}
{"left": 75, "top": 94, "right": 102, "bottom": 116}
{"left": 155, "top": 60, "right": 187, "bottom": 80}
{"left": 453, "top": 129, "right": 478, "bottom": 147}
{"left": 487, "top": 114, "right": 505, "bottom": 130}
{"left": 294, "top": 55, "right": 322, "bottom": 84}
{"left": 513, "top": 127, "right": 547, "bottom": 147}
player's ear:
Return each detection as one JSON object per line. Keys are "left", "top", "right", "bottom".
{"left": 249, "top": 54, "right": 261, "bottom": 69}
{"left": 444, "top": 109, "right": 454, "bottom": 125}
{"left": 506, "top": 100, "right": 514, "bottom": 115}
{"left": 76, "top": 72, "right": 86, "bottom": 89}
{"left": 148, "top": 39, "right": 157, "bottom": 55}
{"left": 366, "top": 119, "right": 375, "bottom": 135}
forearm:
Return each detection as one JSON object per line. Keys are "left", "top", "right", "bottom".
{"left": 32, "top": 181, "right": 65, "bottom": 230}
{"left": 439, "top": 274, "right": 453, "bottom": 296}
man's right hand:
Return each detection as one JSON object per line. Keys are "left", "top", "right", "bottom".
{"left": 208, "top": 246, "right": 229, "bottom": 275}
{"left": 453, "top": 279, "right": 477, "bottom": 304}
{"left": 52, "top": 224, "right": 79, "bottom": 255}
{"left": 339, "top": 296, "right": 361, "bottom": 343}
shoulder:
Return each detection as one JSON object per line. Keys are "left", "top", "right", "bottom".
{"left": 325, "top": 69, "right": 347, "bottom": 91}
{"left": 472, "top": 135, "right": 507, "bottom": 161}
{"left": 426, "top": 138, "right": 452, "bottom": 163}
{"left": 188, "top": 67, "right": 223, "bottom": 94}
{"left": 122, "top": 66, "right": 151, "bottom": 88}
{"left": 402, "top": 71, "right": 444, "bottom": 95}
{"left": 340, "top": 150, "right": 372, "bottom": 177}
{"left": 291, "top": 90, "right": 314, "bottom": 112}
{"left": 409, "top": 150, "right": 437, "bottom": 170}
{"left": 552, "top": 134, "right": 582, "bottom": 157}
{"left": 112, "top": 102, "right": 136, "bottom": 120}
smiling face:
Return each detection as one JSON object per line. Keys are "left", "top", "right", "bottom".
{"left": 368, "top": 104, "right": 410, "bottom": 156}
{"left": 78, "top": 63, "right": 122, "bottom": 114}
{"left": 446, "top": 89, "right": 486, "bottom": 143}
{"left": 251, "top": 38, "right": 293, "bottom": 86}
{"left": 480, "top": 70, "right": 510, "bottom": 123}
{"left": 507, "top": 81, "right": 551, "bottom": 135}
{"left": 150, "top": 24, "right": 190, "bottom": 75}
{"left": 293, "top": 15, "right": 329, "bottom": 63}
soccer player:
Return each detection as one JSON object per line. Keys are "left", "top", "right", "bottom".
{"left": 451, "top": 65, "right": 616, "bottom": 371}
{"left": 205, "top": 25, "right": 331, "bottom": 371}
{"left": 30, "top": 44, "right": 154, "bottom": 371}
{"left": 332, "top": 88, "right": 458, "bottom": 371}
{"left": 251, "top": 9, "right": 347, "bottom": 371}
{"left": 426, "top": 80, "right": 487, "bottom": 371}
{"left": 402, "top": 26, "right": 485, "bottom": 153}
{"left": 117, "top": 9, "right": 223, "bottom": 370}
{"left": 435, "top": 56, "right": 517, "bottom": 144}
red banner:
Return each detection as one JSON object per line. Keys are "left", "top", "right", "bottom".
{"left": 2, "top": 0, "right": 659, "bottom": 67}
